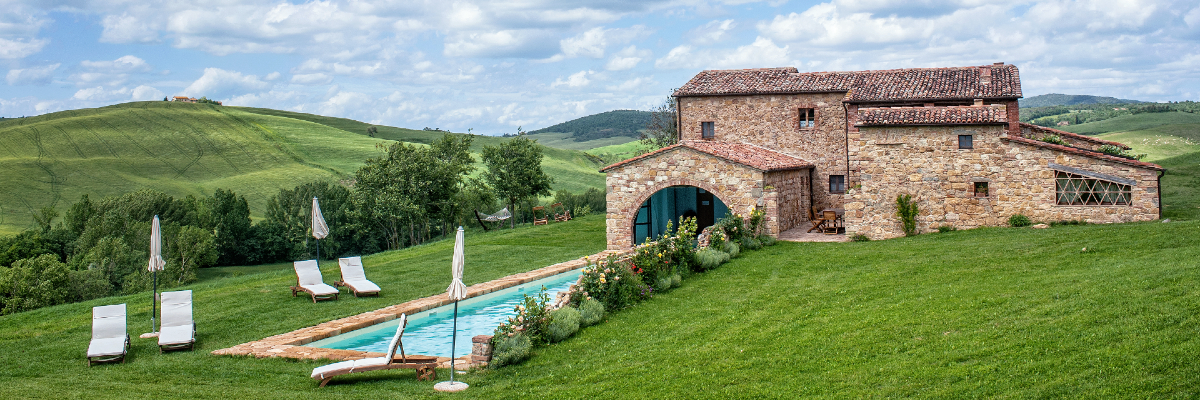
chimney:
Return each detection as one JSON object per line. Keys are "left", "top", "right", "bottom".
{"left": 974, "top": 99, "right": 984, "bottom": 106}
{"left": 979, "top": 66, "right": 992, "bottom": 85}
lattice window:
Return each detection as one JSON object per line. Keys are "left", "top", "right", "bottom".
{"left": 1055, "top": 171, "right": 1131, "bottom": 206}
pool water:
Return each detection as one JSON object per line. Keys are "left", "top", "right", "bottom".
{"left": 305, "top": 269, "right": 582, "bottom": 358}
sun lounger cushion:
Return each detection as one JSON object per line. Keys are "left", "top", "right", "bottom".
{"left": 159, "top": 290, "right": 195, "bottom": 347}
{"left": 338, "top": 257, "right": 381, "bottom": 294}
{"left": 294, "top": 260, "right": 338, "bottom": 295}
{"left": 88, "top": 304, "right": 128, "bottom": 358}
{"left": 311, "top": 357, "right": 391, "bottom": 380}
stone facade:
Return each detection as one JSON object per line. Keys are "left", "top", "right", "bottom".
{"left": 764, "top": 169, "right": 810, "bottom": 233}
{"left": 679, "top": 93, "right": 848, "bottom": 210}
{"left": 846, "top": 124, "right": 1161, "bottom": 239}
{"left": 605, "top": 146, "right": 778, "bottom": 250}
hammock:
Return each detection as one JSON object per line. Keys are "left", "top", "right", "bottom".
{"left": 474, "top": 207, "right": 511, "bottom": 231}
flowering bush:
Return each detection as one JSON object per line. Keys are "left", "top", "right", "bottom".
{"left": 494, "top": 287, "right": 553, "bottom": 344}
{"left": 573, "top": 254, "right": 642, "bottom": 311}
{"left": 747, "top": 207, "right": 767, "bottom": 237}
{"left": 489, "top": 332, "right": 531, "bottom": 368}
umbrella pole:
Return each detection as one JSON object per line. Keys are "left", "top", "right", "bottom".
{"left": 450, "top": 300, "right": 459, "bottom": 383}
{"left": 152, "top": 270, "right": 158, "bottom": 334}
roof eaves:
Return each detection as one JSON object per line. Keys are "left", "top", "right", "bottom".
{"left": 1002, "top": 136, "right": 1163, "bottom": 170}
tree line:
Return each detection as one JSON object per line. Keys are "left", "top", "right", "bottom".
{"left": 0, "top": 133, "right": 605, "bottom": 315}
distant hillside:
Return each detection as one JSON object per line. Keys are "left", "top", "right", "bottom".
{"left": 1019, "top": 94, "right": 1144, "bottom": 108}
{"left": 529, "top": 110, "right": 651, "bottom": 142}
{"left": 0, "top": 102, "right": 605, "bottom": 235}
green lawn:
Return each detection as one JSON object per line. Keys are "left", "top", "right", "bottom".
{"left": 525, "top": 131, "right": 640, "bottom": 151}
{"left": 2, "top": 214, "right": 1198, "bottom": 398}
{"left": 1058, "top": 112, "right": 1200, "bottom": 135}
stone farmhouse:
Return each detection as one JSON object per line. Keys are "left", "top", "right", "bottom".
{"left": 601, "top": 63, "right": 1163, "bottom": 248}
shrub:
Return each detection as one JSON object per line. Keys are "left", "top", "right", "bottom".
{"left": 489, "top": 332, "right": 532, "bottom": 368}
{"left": 717, "top": 214, "right": 748, "bottom": 243}
{"left": 494, "top": 288, "right": 553, "bottom": 344}
{"left": 670, "top": 273, "right": 682, "bottom": 288}
{"left": 937, "top": 225, "right": 958, "bottom": 233}
{"left": 724, "top": 242, "right": 740, "bottom": 258}
{"left": 577, "top": 255, "right": 642, "bottom": 311}
{"left": 708, "top": 229, "right": 727, "bottom": 253}
{"left": 1009, "top": 214, "right": 1032, "bottom": 227}
{"left": 67, "top": 269, "right": 112, "bottom": 302}
{"left": 746, "top": 208, "right": 767, "bottom": 237}
{"left": 757, "top": 234, "right": 776, "bottom": 247}
{"left": 1039, "top": 135, "right": 1067, "bottom": 145}
{"left": 741, "top": 236, "right": 762, "bottom": 250}
{"left": 655, "top": 277, "right": 672, "bottom": 292}
{"left": 1050, "top": 219, "right": 1088, "bottom": 226}
{"left": 578, "top": 298, "right": 605, "bottom": 327}
{"left": 895, "top": 194, "right": 920, "bottom": 236}
{"left": 850, "top": 233, "right": 871, "bottom": 242}
{"left": 546, "top": 306, "right": 581, "bottom": 343}
{"left": 694, "top": 248, "right": 728, "bottom": 271}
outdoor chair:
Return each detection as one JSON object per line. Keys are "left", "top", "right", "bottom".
{"left": 310, "top": 314, "right": 438, "bottom": 387}
{"left": 158, "top": 290, "right": 196, "bottom": 352}
{"left": 335, "top": 257, "right": 382, "bottom": 297}
{"left": 291, "top": 260, "right": 339, "bottom": 303}
{"left": 807, "top": 206, "right": 827, "bottom": 233}
{"left": 87, "top": 304, "right": 129, "bottom": 366}
{"left": 822, "top": 210, "right": 841, "bottom": 235}
{"left": 552, "top": 202, "right": 571, "bottom": 222}
{"left": 532, "top": 206, "right": 549, "bottom": 225}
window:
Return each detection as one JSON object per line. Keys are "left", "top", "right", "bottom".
{"left": 1055, "top": 171, "right": 1131, "bottom": 205}
{"left": 959, "top": 135, "right": 973, "bottom": 149}
{"left": 829, "top": 175, "right": 845, "bottom": 194}
{"left": 974, "top": 181, "right": 989, "bottom": 197}
{"left": 701, "top": 121, "right": 714, "bottom": 139}
{"left": 798, "top": 108, "right": 815, "bottom": 129}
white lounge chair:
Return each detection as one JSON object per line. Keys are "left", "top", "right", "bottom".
{"left": 335, "top": 257, "right": 381, "bottom": 297}
{"left": 87, "top": 304, "right": 129, "bottom": 366}
{"left": 310, "top": 314, "right": 438, "bottom": 387}
{"left": 158, "top": 290, "right": 196, "bottom": 352}
{"left": 291, "top": 260, "right": 339, "bottom": 303}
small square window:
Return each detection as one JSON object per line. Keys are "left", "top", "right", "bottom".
{"left": 799, "top": 108, "right": 815, "bottom": 129}
{"left": 701, "top": 121, "right": 714, "bottom": 139}
{"left": 829, "top": 175, "right": 846, "bottom": 194}
{"left": 959, "top": 135, "right": 974, "bottom": 149}
{"left": 974, "top": 181, "right": 989, "bottom": 197}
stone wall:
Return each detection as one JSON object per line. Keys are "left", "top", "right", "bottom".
{"left": 678, "top": 93, "right": 849, "bottom": 210}
{"left": 845, "top": 124, "right": 1160, "bottom": 239}
{"left": 764, "top": 169, "right": 810, "bottom": 234}
{"left": 605, "top": 147, "right": 766, "bottom": 249}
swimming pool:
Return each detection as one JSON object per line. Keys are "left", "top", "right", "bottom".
{"left": 304, "top": 269, "right": 582, "bottom": 358}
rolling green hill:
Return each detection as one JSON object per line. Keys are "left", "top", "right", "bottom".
{"left": 1019, "top": 93, "right": 1144, "bottom": 108}
{"left": 0, "top": 102, "right": 605, "bottom": 235}
{"left": 527, "top": 109, "right": 649, "bottom": 149}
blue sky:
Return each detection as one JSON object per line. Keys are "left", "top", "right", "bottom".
{"left": 3, "top": 0, "right": 1200, "bottom": 134}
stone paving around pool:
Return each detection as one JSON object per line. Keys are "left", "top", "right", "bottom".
{"left": 212, "top": 250, "right": 624, "bottom": 368}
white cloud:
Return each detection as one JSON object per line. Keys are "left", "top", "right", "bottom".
{"left": 656, "top": 37, "right": 790, "bottom": 69}
{"left": 131, "top": 85, "right": 165, "bottom": 101}
{"left": 100, "top": 13, "right": 160, "bottom": 43}
{"left": 607, "top": 76, "right": 656, "bottom": 92}
{"left": 291, "top": 73, "right": 333, "bottom": 85}
{"left": 0, "top": 37, "right": 48, "bottom": 59}
{"left": 6, "top": 63, "right": 58, "bottom": 85}
{"left": 688, "top": 19, "right": 736, "bottom": 45}
{"left": 182, "top": 68, "right": 271, "bottom": 99}
{"left": 551, "top": 70, "right": 594, "bottom": 88}
{"left": 265, "top": 71, "right": 281, "bottom": 80}
{"left": 82, "top": 55, "right": 152, "bottom": 73}
{"left": 606, "top": 45, "right": 652, "bottom": 71}
{"left": 561, "top": 27, "right": 609, "bottom": 58}
{"left": 444, "top": 29, "right": 559, "bottom": 58}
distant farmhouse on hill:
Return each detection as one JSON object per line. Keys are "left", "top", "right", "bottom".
{"left": 601, "top": 63, "right": 1163, "bottom": 247}
{"left": 172, "top": 96, "right": 222, "bottom": 105}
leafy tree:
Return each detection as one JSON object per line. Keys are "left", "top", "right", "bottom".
{"left": 481, "top": 135, "right": 553, "bottom": 228}
{"left": 31, "top": 206, "right": 58, "bottom": 233}
{"left": 0, "top": 254, "right": 70, "bottom": 315}
{"left": 76, "top": 236, "right": 144, "bottom": 293}
{"left": 170, "top": 226, "right": 215, "bottom": 284}
{"left": 366, "top": 126, "right": 377, "bottom": 137}
{"left": 640, "top": 93, "right": 678, "bottom": 152}
{"left": 206, "top": 189, "right": 252, "bottom": 266}
{"left": 64, "top": 194, "right": 97, "bottom": 236}
{"left": 260, "top": 181, "right": 358, "bottom": 261}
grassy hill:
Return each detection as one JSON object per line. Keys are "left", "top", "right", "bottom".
{"left": 0, "top": 102, "right": 605, "bottom": 235}
{"left": 1019, "top": 93, "right": 1144, "bottom": 108}
{"left": 527, "top": 110, "right": 649, "bottom": 149}
{"left": 524, "top": 131, "right": 639, "bottom": 151}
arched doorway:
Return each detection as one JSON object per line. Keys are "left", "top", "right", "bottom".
{"left": 632, "top": 185, "right": 729, "bottom": 245}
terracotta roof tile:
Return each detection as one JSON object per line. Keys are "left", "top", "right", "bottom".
{"left": 600, "top": 140, "right": 813, "bottom": 172}
{"left": 674, "top": 64, "right": 1022, "bottom": 102}
{"left": 1002, "top": 136, "right": 1163, "bottom": 170}
{"left": 856, "top": 105, "right": 1008, "bottom": 126}
{"left": 1017, "top": 122, "right": 1130, "bottom": 150}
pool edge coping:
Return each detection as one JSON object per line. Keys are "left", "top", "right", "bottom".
{"left": 211, "top": 249, "right": 624, "bottom": 364}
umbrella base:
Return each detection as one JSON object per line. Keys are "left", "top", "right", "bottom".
{"left": 434, "top": 381, "right": 469, "bottom": 392}
{"left": 139, "top": 332, "right": 159, "bottom": 339}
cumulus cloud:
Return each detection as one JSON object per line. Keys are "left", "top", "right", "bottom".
{"left": 82, "top": 55, "right": 152, "bottom": 73}
{"left": 6, "top": 63, "right": 58, "bottom": 85}
{"left": 688, "top": 19, "right": 736, "bottom": 45}
{"left": 291, "top": 73, "right": 333, "bottom": 85}
{"left": 656, "top": 37, "right": 790, "bottom": 69}
{"left": 131, "top": 85, "right": 165, "bottom": 100}
{"left": 551, "top": 70, "right": 594, "bottom": 88}
{"left": 606, "top": 45, "right": 652, "bottom": 70}
{"left": 606, "top": 76, "right": 656, "bottom": 92}
{"left": 0, "top": 37, "right": 48, "bottom": 59}
{"left": 444, "top": 29, "right": 560, "bottom": 58}
{"left": 100, "top": 13, "right": 160, "bottom": 43}
{"left": 182, "top": 68, "right": 271, "bottom": 99}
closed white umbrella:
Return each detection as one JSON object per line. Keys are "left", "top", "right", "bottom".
{"left": 147, "top": 215, "right": 166, "bottom": 337}
{"left": 435, "top": 227, "right": 469, "bottom": 392}
{"left": 311, "top": 197, "right": 328, "bottom": 261}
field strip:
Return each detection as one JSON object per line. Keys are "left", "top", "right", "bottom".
{"left": 212, "top": 250, "right": 625, "bottom": 363}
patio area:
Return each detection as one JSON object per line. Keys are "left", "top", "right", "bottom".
{"left": 777, "top": 225, "right": 849, "bottom": 243}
